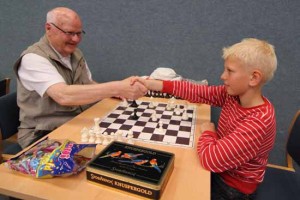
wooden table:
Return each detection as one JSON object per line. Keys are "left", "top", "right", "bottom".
{"left": 0, "top": 97, "right": 210, "bottom": 200}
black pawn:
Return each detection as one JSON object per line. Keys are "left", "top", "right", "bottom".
{"left": 130, "top": 100, "right": 138, "bottom": 108}
{"left": 131, "top": 109, "right": 139, "bottom": 120}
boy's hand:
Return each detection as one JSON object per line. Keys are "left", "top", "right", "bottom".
{"left": 129, "top": 76, "right": 147, "bottom": 87}
{"left": 201, "top": 122, "right": 216, "bottom": 133}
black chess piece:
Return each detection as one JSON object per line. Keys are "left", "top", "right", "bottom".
{"left": 130, "top": 100, "right": 138, "bottom": 108}
{"left": 131, "top": 109, "right": 139, "bottom": 120}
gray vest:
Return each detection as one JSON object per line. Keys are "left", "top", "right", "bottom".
{"left": 14, "top": 35, "right": 93, "bottom": 148}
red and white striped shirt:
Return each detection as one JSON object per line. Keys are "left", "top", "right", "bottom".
{"left": 162, "top": 80, "right": 276, "bottom": 194}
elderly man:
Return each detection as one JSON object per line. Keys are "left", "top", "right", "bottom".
{"left": 14, "top": 7, "right": 146, "bottom": 148}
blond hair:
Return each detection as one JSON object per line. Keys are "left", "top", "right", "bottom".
{"left": 222, "top": 38, "right": 277, "bottom": 83}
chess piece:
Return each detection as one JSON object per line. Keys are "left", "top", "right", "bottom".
{"left": 127, "top": 134, "right": 134, "bottom": 144}
{"left": 166, "top": 103, "right": 172, "bottom": 111}
{"left": 93, "top": 118, "right": 101, "bottom": 133}
{"left": 158, "top": 121, "right": 164, "bottom": 134}
{"left": 149, "top": 97, "right": 155, "bottom": 108}
{"left": 127, "top": 129, "right": 134, "bottom": 144}
{"left": 151, "top": 111, "right": 158, "bottom": 121}
{"left": 175, "top": 104, "right": 181, "bottom": 115}
{"left": 169, "top": 97, "right": 176, "bottom": 109}
{"left": 88, "top": 135, "right": 95, "bottom": 143}
{"left": 95, "top": 132, "right": 102, "bottom": 144}
{"left": 102, "top": 132, "right": 110, "bottom": 146}
{"left": 122, "top": 99, "right": 128, "bottom": 107}
{"left": 81, "top": 127, "right": 89, "bottom": 143}
{"left": 131, "top": 109, "right": 139, "bottom": 120}
{"left": 116, "top": 130, "right": 123, "bottom": 142}
{"left": 130, "top": 100, "right": 138, "bottom": 108}
{"left": 182, "top": 109, "right": 189, "bottom": 120}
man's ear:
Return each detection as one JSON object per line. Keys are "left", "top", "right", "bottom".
{"left": 45, "top": 23, "right": 51, "bottom": 32}
{"left": 249, "top": 70, "right": 263, "bottom": 86}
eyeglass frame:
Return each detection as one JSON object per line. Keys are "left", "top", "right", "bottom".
{"left": 50, "top": 22, "right": 85, "bottom": 37}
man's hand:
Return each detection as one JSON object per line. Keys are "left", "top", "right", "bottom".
{"left": 119, "top": 77, "right": 148, "bottom": 100}
{"left": 128, "top": 76, "right": 163, "bottom": 91}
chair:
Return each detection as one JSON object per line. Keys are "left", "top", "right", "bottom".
{"left": 0, "top": 92, "right": 22, "bottom": 161}
{"left": 256, "top": 110, "right": 300, "bottom": 200}
{"left": 0, "top": 78, "right": 10, "bottom": 97}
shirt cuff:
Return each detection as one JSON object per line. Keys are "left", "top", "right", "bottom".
{"left": 162, "top": 80, "right": 174, "bottom": 94}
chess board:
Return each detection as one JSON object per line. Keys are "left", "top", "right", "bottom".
{"left": 97, "top": 100, "right": 197, "bottom": 148}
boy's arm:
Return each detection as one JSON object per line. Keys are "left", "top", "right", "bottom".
{"left": 196, "top": 119, "right": 267, "bottom": 173}
{"left": 144, "top": 79, "right": 164, "bottom": 91}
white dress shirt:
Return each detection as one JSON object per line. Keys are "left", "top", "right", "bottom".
{"left": 18, "top": 53, "right": 92, "bottom": 97}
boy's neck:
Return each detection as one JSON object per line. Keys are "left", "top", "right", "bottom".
{"left": 239, "top": 88, "right": 264, "bottom": 108}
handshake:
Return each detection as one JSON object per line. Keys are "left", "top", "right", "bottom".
{"left": 119, "top": 76, "right": 164, "bottom": 100}
{"left": 118, "top": 68, "right": 181, "bottom": 100}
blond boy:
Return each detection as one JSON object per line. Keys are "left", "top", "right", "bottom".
{"left": 135, "top": 38, "right": 277, "bottom": 199}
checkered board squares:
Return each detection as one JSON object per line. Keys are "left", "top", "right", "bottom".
{"left": 98, "top": 100, "right": 197, "bottom": 148}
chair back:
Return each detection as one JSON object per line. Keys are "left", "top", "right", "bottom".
{"left": 0, "top": 78, "right": 10, "bottom": 97}
{"left": 0, "top": 92, "right": 20, "bottom": 140}
{"left": 286, "top": 110, "right": 300, "bottom": 166}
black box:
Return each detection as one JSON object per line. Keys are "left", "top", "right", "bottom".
{"left": 86, "top": 141, "right": 174, "bottom": 199}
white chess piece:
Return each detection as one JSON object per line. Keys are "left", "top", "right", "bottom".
{"left": 116, "top": 130, "right": 123, "bottom": 142}
{"left": 151, "top": 111, "right": 158, "bottom": 121}
{"left": 81, "top": 127, "right": 89, "bottom": 143}
{"left": 127, "top": 130, "right": 134, "bottom": 144}
{"left": 175, "top": 104, "right": 181, "bottom": 115}
{"left": 182, "top": 109, "right": 189, "bottom": 120}
{"left": 88, "top": 135, "right": 95, "bottom": 143}
{"left": 149, "top": 101, "right": 155, "bottom": 109}
{"left": 93, "top": 118, "right": 101, "bottom": 133}
{"left": 128, "top": 129, "right": 133, "bottom": 137}
{"left": 122, "top": 99, "right": 128, "bottom": 107}
{"left": 166, "top": 102, "right": 172, "bottom": 111}
{"left": 127, "top": 134, "right": 134, "bottom": 145}
{"left": 158, "top": 121, "right": 164, "bottom": 134}
{"left": 108, "top": 134, "right": 114, "bottom": 144}
{"left": 95, "top": 132, "right": 102, "bottom": 144}
{"left": 110, "top": 132, "right": 116, "bottom": 141}
{"left": 170, "top": 97, "right": 176, "bottom": 108}
{"left": 102, "top": 132, "right": 110, "bottom": 146}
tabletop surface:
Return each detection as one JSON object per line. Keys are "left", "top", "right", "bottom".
{"left": 0, "top": 97, "right": 211, "bottom": 200}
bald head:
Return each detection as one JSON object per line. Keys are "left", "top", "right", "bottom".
{"left": 45, "top": 7, "right": 84, "bottom": 56}
{"left": 46, "top": 7, "right": 81, "bottom": 26}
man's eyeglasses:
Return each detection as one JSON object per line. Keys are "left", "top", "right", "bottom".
{"left": 50, "top": 23, "right": 85, "bottom": 37}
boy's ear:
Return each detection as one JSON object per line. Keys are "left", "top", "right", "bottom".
{"left": 249, "top": 70, "right": 263, "bottom": 86}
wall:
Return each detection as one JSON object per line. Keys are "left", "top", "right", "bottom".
{"left": 0, "top": 0, "right": 299, "bottom": 165}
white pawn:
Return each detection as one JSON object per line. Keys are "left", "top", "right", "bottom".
{"left": 182, "top": 109, "right": 189, "bottom": 120}
{"left": 93, "top": 118, "right": 101, "bottom": 133}
{"left": 127, "top": 129, "right": 133, "bottom": 137}
{"left": 95, "top": 132, "right": 102, "bottom": 144}
{"left": 89, "top": 129, "right": 95, "bottom": 138}
{"left": 151, "top": 111, "right": 158, "bottom": 121}
{"left": 111, "top": 132, "right": 116, "bottom": 141}
{"left": 166, "top": 102, "right": 172, "bottom": 111}
{"left": 158, "top": 121, "right": 164, "bottom": 134}
{"left": 81, "top": 127, "right": 89, "bottom": 143}
{"left": 88, "top": 135, "right": 95, "bottom": 143}
{"left": 116, "top": 130, "right": 123, "bottom": 142}
{"left": 127, "top": 129, "right": 134, "bottom": 144}
{"left": 170, "top": 97, "right": 176, "bottom": 108}
{"left": 127, "top": 134, "right": 134, "bottom": 145}
{"left": 175, "top": 104, "right": 181, "bottom": 115}
{"left": 108, "top": 134, "right": 114, "bottom": 144}
{"left": 102, "top": 132, "right": 110, "bottom": 146}
{"left": 149, "top": 101, "right": 155, "bottom": 109}
{"left": 122, "top": 99, "right": 128, "bottom": 107}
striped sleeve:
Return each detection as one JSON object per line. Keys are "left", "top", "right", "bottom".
{"left": 197, "top": 113, "right": 274, "bottom": 173}
{"left": 162, "top": 80, "right": 227, "bottom": 106}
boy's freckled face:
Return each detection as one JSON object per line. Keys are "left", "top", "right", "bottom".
{"left": 220, "top": 56, "right": 251, "bottom": 96}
